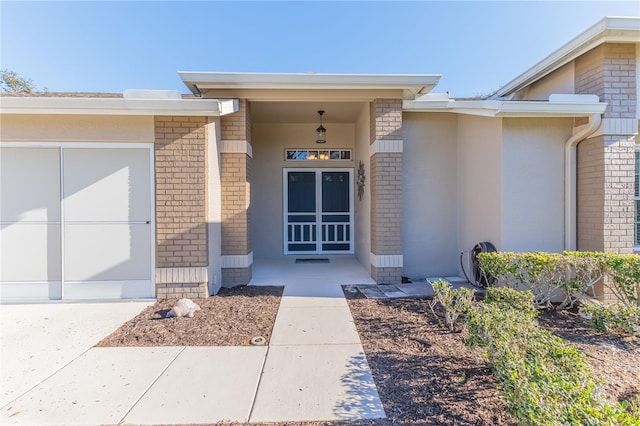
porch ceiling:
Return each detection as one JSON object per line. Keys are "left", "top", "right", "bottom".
{"left": 251, "top": 102, "right": 364, "bottom": 123}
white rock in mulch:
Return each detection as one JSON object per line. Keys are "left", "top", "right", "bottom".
{"left": 166, "top": 298, "right": 201, "bottom": 318}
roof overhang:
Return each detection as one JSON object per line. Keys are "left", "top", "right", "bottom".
{"left": 178, "top": 72, "right": 442, "bottom": 100}
{"left": 0, "top": 92, "right": 237, "bottom": 116}
{"left": 404, "top": 94, "right": 608, "bottom": 117}
{"left": 493, "top": 16, "right": 640, "bottom": 99}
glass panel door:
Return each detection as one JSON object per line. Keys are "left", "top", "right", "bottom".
{"left": 284, "top": 169, "right": 353, "bottom": 254}
{"left": 286, "top": 172, "right": 317, "bottom": 253}
{"left": 321, "top": 172, "right": 350, "bottom": 252}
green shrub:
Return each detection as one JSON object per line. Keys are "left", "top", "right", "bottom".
{"left": 604, "top": 254, "right": 640, "bottom": 307}
{"left": 478, "top": 251, "right": 639, "bottom": 310}
{"left": 563, "top": 251, "right": 608, "bottom": 306}
{"left": 464, "top": 287, "right": 639, "bottom": 425}
{"left": 580, "top": 301, "right": 640, "bottom": 336}
{"left": 484, "top": 287, "right": 538, "bottom": 319}
{"left": 429, "top": 280, "right": 475, "bottom": 332}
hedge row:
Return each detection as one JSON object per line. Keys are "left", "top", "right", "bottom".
{"left": 477, "top": 251, "right": 640, "bottom": 309}
{"left": 431, "top": 284, "right": 640, "bottom": 425}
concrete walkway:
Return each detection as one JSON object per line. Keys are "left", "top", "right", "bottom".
{"left": 1, "top": 256, "right": 385, "bottom": 425}
{"left": 249, "top": 257, "right": 385, "bottom": 422}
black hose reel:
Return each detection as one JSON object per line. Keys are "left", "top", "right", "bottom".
{"left": 461, "top": 241, "right": 497, "bottom": 288}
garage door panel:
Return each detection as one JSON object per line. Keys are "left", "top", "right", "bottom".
{"left": 63, "top": 149, "right": 151, "bottom": 222}
{"left": 0, "top": 282, "right": 62, "bottom": 301}
{"left": 63, "top": 280, "right": 153, "bottom": 300}
{"left": 1, "top": 145, "right": 154, "bottom": 302}
{"left": 0, "top": 148, "right": 60, "bottom": 222}
{"left": 64, "top": 223, "right": 151, "bottom": 282}
{"left": 0, "top": 223, "right": 61, "bottom": 282}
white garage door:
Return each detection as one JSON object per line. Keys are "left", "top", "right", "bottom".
{"left": 0, "top": 144, "right": 154, "bottom": 302}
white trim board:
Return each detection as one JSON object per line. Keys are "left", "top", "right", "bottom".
{"left": 221, "top": 253, "right": 254, "bottom": 269}
{"left": 369, "top": 254, "right": 403, "bottom": 268}
{"left": 220, "top": 140, "right": 253, "bottom": 158}
{"left": 369, "top": 140, "right": 403, "bottom": 157}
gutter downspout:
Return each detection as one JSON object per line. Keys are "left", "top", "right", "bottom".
{"left": 565, "top": 114, "right": 602, "bottom": 251}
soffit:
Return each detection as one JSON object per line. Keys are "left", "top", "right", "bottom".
{"left": 251, "top": 102, "right": 364, "bottom": 123}
{"left": 178, "top": 72, "right": 441, "bottom": 100}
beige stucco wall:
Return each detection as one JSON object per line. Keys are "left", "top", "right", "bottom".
{"left": 0, "top": 114, "right": 155, "bottom": 142}
{"left": 402, "top": 112, "right": 459, "bottom": 278}
{"left": 251, "top": 122, "right": 356, "bottom": 258}
{"left": 457, "top": 115, "right": 503, "bottom": 264}
{"left": 519, "top": 62, "right": 575, "bottom": 101}
{"left": 354, "top": 104, "right": 371, "bottom": 271}
{"left": 501, "top": 117, "right": 572, "bottom": 252}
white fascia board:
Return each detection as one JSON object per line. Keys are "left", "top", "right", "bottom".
{"left": 403, "top": 98, "right": 607, "bottom": 117}
{"left": 494, "top": 16, "right": 640, "bottom": 99}
{"left": 0, "top": 97, "right": 225, "bottom": 116}
{"left": 178, "top": 71, "right": 442, "bottom": 100}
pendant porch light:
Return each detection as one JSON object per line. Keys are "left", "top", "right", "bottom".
{"left": 316, "top": 110, "right": 326, "bottom": 144}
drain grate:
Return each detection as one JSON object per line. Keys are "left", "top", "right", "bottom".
{"left": 295, "top": 258, "right": 330, "bottom": 264}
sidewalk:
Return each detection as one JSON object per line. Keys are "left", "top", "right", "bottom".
{"left": 1, "top": 257, "right": 385, "bottom": 424}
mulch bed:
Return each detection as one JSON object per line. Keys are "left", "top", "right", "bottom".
{"left": 97, "top": 286, "right": 283, "bottom": 347}
{"left": 97, "top": 284, "right": 639, "bottom": 426}
{"left": 342, "top": 290, "right": 517, "bottom": 426}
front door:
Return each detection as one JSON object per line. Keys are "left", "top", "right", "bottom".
{"left": 284, "top": 169, "right": 353, "bottom": 254}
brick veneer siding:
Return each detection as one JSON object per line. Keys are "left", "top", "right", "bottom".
{"left": 576, "top": 43, "right": 637, "bottom": 119}
{"left": 369, "top": 99, "right": 403, "bottom": 284}
{"left": 370, "top": 99, "right": 403, "bottom": 143}
{"left": 220, "top": 100, "right": 252, "bottom": 287}
{"left": 575, "top": 43, "right": 637, "bottom": 302}
{"left": 577, "top": 136, "right": 605, "bottom": 251}
{"left": 220, "top": 153, "right": 251, "bottom": 255}
{"left": 154, "top": 116, "right": 209, "bottom": 298}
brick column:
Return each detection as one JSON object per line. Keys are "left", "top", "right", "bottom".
{"left": 369, "top": 99, "right": 403, "bottom": 284}
{"left": 220, "top": 100, "right": 253, "bottom": 286}
{"left": 575, "top": 43, "right": 637, "bottom": 301}
{"left": 154, "top": 116, "right": 209, "bottom": 298}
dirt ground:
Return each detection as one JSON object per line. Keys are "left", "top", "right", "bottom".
{"left": 97, "top": 286, "right": 283, "bottom": 347}
{"left": 98, "top": 285, "right": 639, "bottom": 426}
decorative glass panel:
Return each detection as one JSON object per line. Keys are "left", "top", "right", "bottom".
{"left": 285, "top": 149, "right": 352, "bottom": 161}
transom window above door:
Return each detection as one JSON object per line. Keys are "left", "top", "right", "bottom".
{"left": 285, "top": 149, "right": 352, "bottom": 161}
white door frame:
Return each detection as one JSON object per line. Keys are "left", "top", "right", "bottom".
{"left": 0, "top": 142, "right": 155, "bottom": 300}
{"left": 283, "top": 168, "right": 354, "bottom": 255}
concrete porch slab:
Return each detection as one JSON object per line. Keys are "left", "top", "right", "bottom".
{"left": 249, "top": 344, "right": 385, "bottom": 423}
{"left": 270, "top": 306, "right": 361, "bottom": 346}
{"left": 279, "top": 295, "right": 349, "bottom": 309}
{"left": 282, "top": 282, "right": 346, "bottom": 299}
{"left": 1, "top": 347, "right": 182, "bottom": 425}
{"left": 123, "top": 346, "right": 267, "bottom": 425}
{"left": 378, "top": 284, "right": 406, "bottom": 298}
{"left": 396, "top": 282, "right": 433, "bottom": 297}
{"left": 356, "top": 286, "right": 387, "bottom": 299}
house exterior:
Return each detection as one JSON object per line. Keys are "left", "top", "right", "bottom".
{"left": 1, "top": 16, "right": 638, "bottom": 302}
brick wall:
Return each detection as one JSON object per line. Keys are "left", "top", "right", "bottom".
{"left": 220, "top": 153, "right": 251, "bottom": 255}
{"left": 577, "top": 136, "right": 605, "bottom": 251}
{"left": 369, "top": 99, "right": 403, "bottom": 284}
{"left": 576, "top": 43, "right": 637, "bottom": 119}
{"left": 154, "top": 116, "right": 209, "bottom": 298}
{"left": 370, "top": 99, "right": 403, "bottom": 144}
{"left": 220, "top": 100, "right": 252, "bottom": 287}
{"left": 574, "top": 42, "right": 637, "bottom": 302}
{"left": 602, "top": 135, "right": 636, "bottom": 253}
{"left": 370, "top": 153, "right": 402, "bottom": 254}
